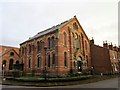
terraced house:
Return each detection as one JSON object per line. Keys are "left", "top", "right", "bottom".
{"left": 20, "top": 16, "right": 91, "bottom": 75}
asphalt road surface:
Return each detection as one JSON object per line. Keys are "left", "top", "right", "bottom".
{"left": 1, "top": 78, "right": 119, "bottom": 90}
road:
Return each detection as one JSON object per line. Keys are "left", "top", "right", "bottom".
{"left": 1, "top": 78, "right": 119, "bottom": 89}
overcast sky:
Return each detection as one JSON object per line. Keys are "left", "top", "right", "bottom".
{"left": 0, "top": 0, "right": 119, "bottom": 48}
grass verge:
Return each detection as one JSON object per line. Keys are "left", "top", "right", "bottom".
{"left": 2, "top": 75, "right": 118, "bottom": 87}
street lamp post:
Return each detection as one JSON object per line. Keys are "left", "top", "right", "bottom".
{"left": 3, "top": 64, "right": 5, "bottom": 77}
{"left": 44, "top": 46, "right": 47, "bottom": 81}
{"left": 2, "top": 64, "right": 6, "bottom": 81}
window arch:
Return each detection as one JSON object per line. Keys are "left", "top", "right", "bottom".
{"left": 9, "top": 59, "right": 14, "bottom": 70}
{"left": 64, "top": 52, "right": 67, "bottom": 67}
{"left": 63, "top": 32, "right": 67, "bottom": 46}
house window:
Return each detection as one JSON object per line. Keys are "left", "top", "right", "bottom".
{"left": 37, "top": 41, "right": 40, "bottom": 53}
{"left": 52, "top": 53, "right": 55, "bottom": 65}
{"left": 9, "top": 59, "right": 14, "bottom": 70}
{"left": 28, "top": 59, "right": 31, "bottom": 68}
{"left": 48, "top": 38, "right": 51, "bottom": 49}
{"left": 63, "top": 32, "right": 67, "bottom": 46}
{"left": 64, "top": 52, "right": 67, "bottom": 67}
{"left": 48, "top": 54, "right": 50, "bottom": 67}
{"left": 37, "top": 57, "right": 41, "bottom": 68}
{"left": 73, "top": 22, "right": 78, "bottom": 30}
{"left": 10, "top": 52, "right": 14, "bottom": 56}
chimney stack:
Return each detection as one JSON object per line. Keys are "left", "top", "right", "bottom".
{"left": 113, "top": 45, "right": 118, "bottom": 51}
{"left": 90, "top": 37, "right": 94, "bottom": 44}
{"left": 108, "top": 42, "right": 113, "bottom": 50}
{"left": 103, "top": 40, "right": 109, "bottom": 49}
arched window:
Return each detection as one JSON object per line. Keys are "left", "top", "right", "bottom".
{"left": 64, "top": 52, "right": 67, "bottom": 67}
{"left": 37, "top": 57, "right": 41, "bottom": 68}
{"left": 74, "top": 61, "right": 76, "bottom": 67}
{"left": 86, "top": 56, "right": 88, "bottom": 67}
{"left": 28, "top": 59, "right": 31, "bottom": 68}
{"left": 51, "top": 36, "right": 54, "bottom": 48}
{"left": 52, "top": 53, "right": 55, "bottom": 65}
{"left": 48, "top": 38, "right": 51, "bottom": 49}
{"left": 10, "top": 52, "right": 14, "bottom": 56}
{"left": 9, "top": 59, "right": 14, "bottom": 70}
{"left": 29, "top": 44, "right": 31, "bottom": 54}
{"left": 63, "top": 32, "right": 67, "bottom": 46}
{"left": 48, "top": 54, "right": 50, "bottom": 67}
{"left": 37, "top": 41, "right": 39, "bottom": 53}
{"left": 74, "top": 33, "right": 78, "bottom": 48}
{"left": 85, "top": 40, "right": 87, "bottom": 51}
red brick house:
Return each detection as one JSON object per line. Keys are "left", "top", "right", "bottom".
{"left": 90, "top": 39, "right": 119, "bottom": 74}
{"left": 20, "top": 16, "right": 91, "bottom": 75}
{"left": 0, "top": 45, "right": 20, "bottom": 76}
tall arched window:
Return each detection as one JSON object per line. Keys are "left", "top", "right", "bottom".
{"left": 28, "top": 59, "right": 31, "bottom": 68}
{"left": 52, "top": 53, "right": 55, "bottom": 65}
{"left": 37, "top": 41, "right": 40, "bottom": 53}
{"left": 64, "top": 52, "right": 67, "bottom": 67}
{"left": 63, "top": 32, "right": 67, "bottom": 46}
{"left": 79, "top": 35, "right": 81, "bottom": 49}
{"left": 37, "top": 57, "right": 41, "bottom": 68}
{"left": 9, "top": 59, "right": 14, "bottom": 70}
{"left": 85, "top": 40, "right": 87, "bottom": 51}
{"left": 51, "top": 36, "right": 54, "bottom": 48}
{"left": 86, "top": 56, "right": 88, "bottom": 67}
{"left": 29, "top": 44, "right": 31, "bottom": 54}
{"left": 48, "top": 38, "right": 50, "bottom": 49}
{"left": 48, "top": 54, "right": 50, "bottom": 67}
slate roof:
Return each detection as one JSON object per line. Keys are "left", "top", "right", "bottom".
{"left": 20, "top": 17, "right": 73, "bottom": 45}
{"left": 28, "top": 20, "right": 69, "bottom": 41}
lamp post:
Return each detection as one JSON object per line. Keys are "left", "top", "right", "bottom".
{"left": 44, "top": 46, "right": 47, "bottom": 81}
{"left": 3, "top": 64, "right": 5, "bottom": 77}
{"left": 2, "top": 64, "right": 6, "bottom": 81}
